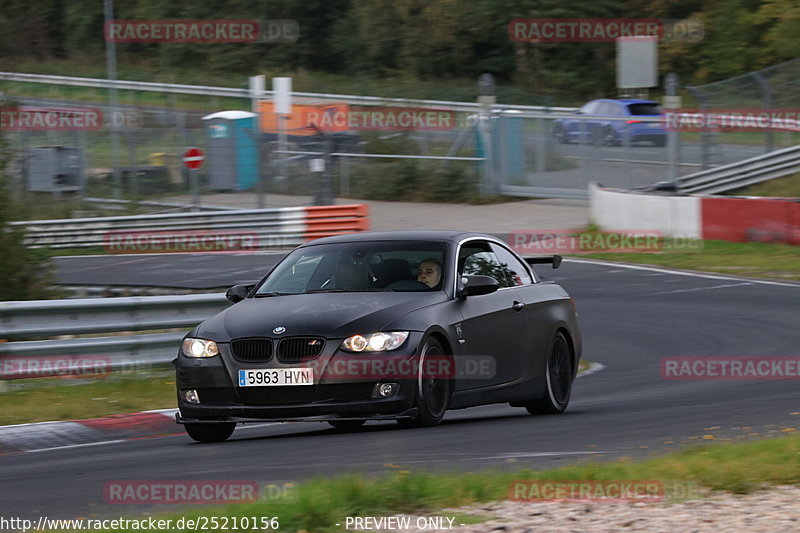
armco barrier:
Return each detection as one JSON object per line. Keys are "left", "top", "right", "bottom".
{"left": 591, "top": 183, "right": 800, "bottom": 244}
{"left": 12, "top": 204, "right": 369, "bottom": 250}
{"left": 0, "top": 293, "right": 231, "bottom": 377}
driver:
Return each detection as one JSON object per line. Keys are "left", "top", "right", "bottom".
{"left": 417, "top": 259, "right": 442, "bottom": 289}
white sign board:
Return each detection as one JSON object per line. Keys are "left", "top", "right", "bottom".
{"left": 272, "top": 77, "right": 292, "bottom": 115}
{"left": 616, "top": 36, "right": 657, "bottom": 89}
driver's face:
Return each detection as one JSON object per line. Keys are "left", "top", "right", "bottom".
{"left": 417, "top": 261, "right": 441, "bottom": 288}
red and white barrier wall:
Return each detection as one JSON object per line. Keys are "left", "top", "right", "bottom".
{"left": 590, "top": 183, "right": 800, "bottom": 244}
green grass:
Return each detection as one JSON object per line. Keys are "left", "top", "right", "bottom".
{"left": 50, "top": 433, "right": 800, "bottom": 532}
{"left": 728, "top": 172, "right": 800, "bottom": 197}
{"left": 0, "top": 373, "right": 176, "bottom": 425}
{"left": 581, "top": 239, "right": 800, "bottom": 281}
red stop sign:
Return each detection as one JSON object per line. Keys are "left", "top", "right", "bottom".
{"left": 183, "top": 147, "right": 205, "bottom": 170}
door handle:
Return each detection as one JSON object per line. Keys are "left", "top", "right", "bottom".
{"left": 512, "top": 301, "right": 525, "bottom": 312}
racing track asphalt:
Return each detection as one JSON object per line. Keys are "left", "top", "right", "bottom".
{"left": 1, "top": 258, "right": 798, "bottom": 519}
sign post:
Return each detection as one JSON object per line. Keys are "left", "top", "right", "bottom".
{"left": 183, "top": 147, "right": 205, "bottom": 209}
{"left": 664, "top": 73, "right": 680, "bottom": 182}
{"left": 273, "top": 77, "right": 292, "bottom": 185}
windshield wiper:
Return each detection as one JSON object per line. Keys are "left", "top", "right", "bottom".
{"left": 254, "top": 291, "right": 295, "bottom": 297}
{"left": 305, "top": 288, "right": 385, "bottom": 293}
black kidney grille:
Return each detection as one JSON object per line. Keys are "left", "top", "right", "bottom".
{"left": 231, "top": 338, "right": 273, "bottom": 362}
{"left": 277, "top": 337, "right": 325, "bottom": 361}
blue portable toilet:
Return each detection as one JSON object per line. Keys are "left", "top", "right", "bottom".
{"left": 474, "top": 112, "right": 526, "bottom": 186}
{"left": 202, "top": 111, "right": 258, "bottom": 191}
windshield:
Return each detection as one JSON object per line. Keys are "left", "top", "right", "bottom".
{"left": 255, "top": 241, "right": 447, "bottom": 295}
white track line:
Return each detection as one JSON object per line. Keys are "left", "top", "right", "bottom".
{"left": 22, "top": 439, "right": 128, "bottom": 454}
{"left": 565, "top": 258, "right": 800, "bottom": 288}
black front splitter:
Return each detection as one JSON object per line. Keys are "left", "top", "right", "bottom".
{"left": 176, "top": 408, "right": 418, "bottom": 425}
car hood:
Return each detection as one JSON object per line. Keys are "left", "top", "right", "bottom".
{"left": 194, "top": 291, "right": 448, "bottom": 341}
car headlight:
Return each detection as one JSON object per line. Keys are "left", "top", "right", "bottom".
{"left": 181, "top": 338, "right": 220, "bottom": 358}
{"left": 341, "top": 332, "right": 409, "bottom": 352}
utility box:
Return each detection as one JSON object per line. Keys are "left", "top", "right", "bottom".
{"left": 25, "top": 146, "right": 82, "bottom": 192}
{"left": 202, "top": 111, "right": 258, "bottom": 191}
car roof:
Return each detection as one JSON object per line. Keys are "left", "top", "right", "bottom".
{"left": 297, "top": 230, "right": 497, "bottom": 247}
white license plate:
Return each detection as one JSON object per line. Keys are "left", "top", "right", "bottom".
{"left": 238, "top": 368, "right": 313, "bottom": 387}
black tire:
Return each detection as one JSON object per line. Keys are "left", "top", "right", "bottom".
{"left": 525, "top": 331, "right": 573, "bottom": 415}
{"left": 552, "top": 123, "right": 568, "bottom": 143}
{"left": 184, "top": 422, "right": 236, "bottom": 443}
{"left": 328, "top": 420, "right": 366, "bottom": 431}
{"left": 652, "top": 136, "right": 666, "bottom": 147}
{"left": 602, "top": 126, "right": 620, "bottom": 146}
{"left": 398, "top": 337, "right": 451, "bottom": 428}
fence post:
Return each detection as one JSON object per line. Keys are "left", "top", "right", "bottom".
{"left": 478, "top": 73, "right": 497, "bottom": 197}
{"left": 751, "top": 72, "right": 773, "bottom": 154}
{"left": 687, "top": 86, "right": 710, "bottom": 170}
{"left": 665, "top": 72, "right": 680, "bottom": 183}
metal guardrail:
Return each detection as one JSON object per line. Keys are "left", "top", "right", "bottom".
{"left": 0, "top": 71, "right": 576, "bottom": 113}
{"left": 0, "top": 294, "right": 228, "bottom": 339}
{"left": 11, "top": 204, "right": 369, "bottom": 249}
{"left": 677, "top": 144, "right": 800, "bottom": 194}
{"left": 84, "top": 197, "right": 239, "bottom": 212}
{"left": 0, "top": 293, "right": 230, "bottom": 377}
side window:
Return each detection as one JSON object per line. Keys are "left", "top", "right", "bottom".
{"left": 459, "top": 241, "right": 526, "bottom": 288}
{"left": 579, "top": 100, "right": 600, "bottom": 114}
{"left": 490, "top": 244, "right": 534, "bottom": 285}
{"left": 599, "top": 102, "right": 620, "bottom": 115}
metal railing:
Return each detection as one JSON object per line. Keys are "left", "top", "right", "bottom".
{"left": 0, "top": 293, "right": 230, "bottom": 376}
{"left": 0, "top": 71, "right": 576, "bottom": 113}
{"left": 11, "top": 204, "right": 369, "bottom": 249}
{"left": 677, "top": 144, "right": 800, "bottom": 194}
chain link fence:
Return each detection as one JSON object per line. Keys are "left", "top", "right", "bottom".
{"left": 687, "top": 57, "right": 800, "bottom": 167}
{"left": 3, "top": 67, "right": 799, "bottom": 207}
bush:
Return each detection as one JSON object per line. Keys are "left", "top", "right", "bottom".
{"left": 0, "top": 119, "right": 58, "bottom": 301}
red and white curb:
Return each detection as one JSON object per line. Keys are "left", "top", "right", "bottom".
{"left": 0, "top": 409, "right": 180, "bottom": 454}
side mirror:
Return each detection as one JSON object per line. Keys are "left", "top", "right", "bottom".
{"left": 456, "top": 275, "right": 500, "bottom": 298}
{"left": 225, "top": 284, "right": 253, "bottom": 303}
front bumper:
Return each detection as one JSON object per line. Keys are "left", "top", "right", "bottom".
{"left": 175, "top": 334, "right": 425, "bottom": 423}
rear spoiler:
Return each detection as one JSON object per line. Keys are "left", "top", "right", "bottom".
{"left": 523, "top": 255, "right": 562, "bottom": 269}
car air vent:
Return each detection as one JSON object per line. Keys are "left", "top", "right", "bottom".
{"left": 277, "top": 337, "right": 325, "bottom": 361}
{"left": 231, "top": 338, "right": 273, "bottom": 362}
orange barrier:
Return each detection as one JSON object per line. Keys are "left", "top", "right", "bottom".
{"left": 303, "top": 204, "right": 369, "bottom": 240}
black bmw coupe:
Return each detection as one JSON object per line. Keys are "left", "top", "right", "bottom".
{"left": 175, "top": 231, "right": 581, "bottom": 442}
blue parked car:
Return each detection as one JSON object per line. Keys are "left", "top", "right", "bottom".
{"left": 552, "top": 98, "right": 666, "bottom": 146}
